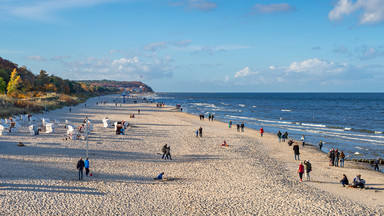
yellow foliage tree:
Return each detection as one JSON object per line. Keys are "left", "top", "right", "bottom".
{"left": 7, "top": 69, "right": 22, "bottom": 97}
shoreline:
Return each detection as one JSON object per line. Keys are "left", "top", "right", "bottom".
{"left": 1, "top": 95, "right": 383, "bottom": 214}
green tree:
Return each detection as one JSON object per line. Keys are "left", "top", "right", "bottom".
{"left": 7, "top": 68, "right": 22, "bottom": 97}
{"left": 0, "top": 77, "right": 6, "bottom": 93}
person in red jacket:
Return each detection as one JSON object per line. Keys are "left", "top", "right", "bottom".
{"left": 297, "top": 162, "right": 304, "bottom": 182}
{"left": 260, "top": 127, "right": 264, "bottom": 137}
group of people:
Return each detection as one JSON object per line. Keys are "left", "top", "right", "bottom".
{"left": 327, "top": 148, "right": 346, "bottom": 167}
{"left": 161, "top": 144, "right": 172, "bottom": 160}
{"left": 340, "top": 174, "right": 366, "bottom": 188}
{"left": 236, "top": 123, "right": 245, "bottom": 132}
{"left": 76, "top": 157, "right": 90, "bottom": 180}
{"left": 276, "top": 131, "right": 289, "bottom": 142}
{"left": 196, "top": 127, "right": 203, "bottom": 137}
{"left": 297, "top": 160, "right": 312, "bottom": 182}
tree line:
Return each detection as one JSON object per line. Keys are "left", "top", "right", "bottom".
{"left": 0, "top": 57, "right": 118, "bottom": 97}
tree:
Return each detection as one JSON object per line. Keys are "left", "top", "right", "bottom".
{"left": 7, "top": 69, "right": 22, "bottom": 97}
{"left": 0, "top": 77, "right": 6, "bottom": 93}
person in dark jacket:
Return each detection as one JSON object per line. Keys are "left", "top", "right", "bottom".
{"left": 76, "top": 157, "right": 85, "bottom": 180}
{"left": 161, "top": 144, "right": 167, "bottom": 159}
{"left": 340, "top": 174, "right": 349, "bottom": 187}
{"left": 328, "top": 148, "right": 335, "bottom": 166}
{"left": 318, "top": 140, "right": 323, "bottom": 150}
{"left": 334, "top": 149, "right": 340, "bottom": 167}
{"left": 339, "top": 151, "right": 345, "bottom": 167}
{"left": 293, "top": 143, "right": 300, "bottom": 160}
{"left": 165, "top": 146, "right": 172, "bottom": 160}
{"left": 373, "top": 158, "right": 381, "bottom": 171}
{"left": 198, "top": 127, "right": 203, "bottom": 137}
{"left": 236, "top": 124, "right": 240, "bottom": 132}
{"left": 304, "top": 160, "right": 312, "bottom": 181}
{"left": 240, "top": 123, "right": 244, "bottom": 132}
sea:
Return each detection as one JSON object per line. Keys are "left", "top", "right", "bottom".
{"left": 145, "top": 93, "right": 384, "bottom": 160}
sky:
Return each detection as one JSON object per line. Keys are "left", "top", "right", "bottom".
{"left": 0, "top": 0, "right": 383, "bottom": 92}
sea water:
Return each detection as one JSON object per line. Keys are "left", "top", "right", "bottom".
{"left": 147, "top": 93, "right": 384, "bottom": 159}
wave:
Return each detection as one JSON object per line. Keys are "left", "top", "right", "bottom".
{"left": 281, "top": 109, "right": 292, "bottom": 112}
{"left": 239, "top": 104, "right": 246, "bottom": 107}
{"left": 302, "top": 123, "right": 326, "bottom": 128}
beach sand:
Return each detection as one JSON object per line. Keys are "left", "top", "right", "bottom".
{"left": 1, "top": 95, "right": 383, "bottom": 215}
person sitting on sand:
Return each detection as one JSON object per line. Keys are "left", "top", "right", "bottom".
{"left": 221, "top": 140, "right": 228, "bottom": 146}
{"left": 352, "top": 174, "right": 365, "bottom": 188}
{"left": 154, "top": 172, "right": 164, "bottom": 180}
{"left": 340, "top": 174, "right": 349, "bottom": 187}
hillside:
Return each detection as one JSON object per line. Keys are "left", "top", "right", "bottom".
{"left": 79, "top": 80, "right": 154, "bottom": 93}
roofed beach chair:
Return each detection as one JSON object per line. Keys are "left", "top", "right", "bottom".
{"left": 0, "top": 124, "right": 10, "bottom": 135}
{"left": 102, "top": 118, "right": 110, "bottom": 128}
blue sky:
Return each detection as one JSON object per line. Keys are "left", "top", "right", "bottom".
{"left": 0, "top": 0, "right": 383, "bottom": 92}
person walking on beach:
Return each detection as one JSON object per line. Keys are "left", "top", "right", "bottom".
{"left": 195, "top": 130, "right": 199, "bottom": 137}
{"left": 211, "top": 114, "right": 214, "bottom": 121}
{"left": 84, "top": 158, "right": 90, "bottom": 177}
{"left": 237, "top": 124, "right": 240, "bottom": 132}
{"left": 260, "top": 127, "right": 264, "bottom": 137}
{"left": 340, "top": 174, "right": 349, "bottom": 187}
{"left": 161, "top": 144, "right": 168, "bottom": 159}
{"left": 240, "top": 123, "right": 244, "bottom": 132}
{"left": 284, "top": 131, "right": 288, "bottom": 141}
{"left": 277, "top": 131, "right": 282, "bottom": 142}
{"left": 76, "top": 157, "right": 85, "bottom": 181}
{"left": 304, "top": 160, "right": 312, "bottom": 181}
{"left": 301, "top": 135, "right": 306, "bottom": 147}
{"left": 199, "top": 127, "right": 203, "bottom": 137}
{"left": 293, "top": 143, "right": 300, "bottom": 160}
{"left": 165, "top": 146, "right": 172, "bottom": 160}
{"left": 297, "top": 162, "right": 304, "bottom": 182}
{"left": 208, "top": 113, "right": 211, "bottom": 121}
{"left": 318, "top": 140, "right": 323, "bottom": 150}
{"left": 334, "top": 149, "right": 340, "bottom": 167}
{"left": 328, "top": 148, "right": 335, "bottom": 166}
{"left": 373, "top": 158, "right": 381, "bottom": 171}
{"left": 339, "top": 151, "right": 345, "bottom": 167}
{"left": 229, "top": 120, "right": 232, "bottom": 128}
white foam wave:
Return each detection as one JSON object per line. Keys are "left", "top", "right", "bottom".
{"left": 375, "top": 131, "right": 383, "bottom": 134}
{"left": 354, "top": 152, "right": 360, "bottom": 155}
{"left": 302, "top": 123, "right": 326, "bottom": 128}
{"left": 281, "top": 109, "right": 292, "bottom": 112}
{"left": 344, "top": 128, "right": 352, "bottom": 130}
{"left": 239, "top": 104, "right": 246, "bottom": 107}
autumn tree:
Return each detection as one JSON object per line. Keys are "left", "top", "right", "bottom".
{"left": 7, "top": 69, "right": 22, "bottom": 97}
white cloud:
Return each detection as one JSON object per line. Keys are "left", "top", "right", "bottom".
{"left": 170, "top": 0, "right": 217, "bottom": 12}
{"left": 144, "top": 40, "right": 192, "bottom": 51}
{"left": 286, "top": 58, "right": 348, "bottom": 75}
{"left": 251, "top": 3, "right": 296, "bottom": 14}
{"left": 26, "top": 55, "right": 45, "bottom": 61}
{"left": 234, "top": 66, "right": 258, "bottom": 78}
{"left": 1, "top": 0, "right": 119, "bottom": 21}
{"left": 329, "top": 0, "right": 384, "bottom": 25}
{"left": 357, "top": 45, "right": 384, "bottom": 60}
{"left": 65, "top": 55, "right": 173, "bottom": 80}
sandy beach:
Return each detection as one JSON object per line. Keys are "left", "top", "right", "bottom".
{"left": 1, "top": 94, "right": 383, "bottom": 215}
